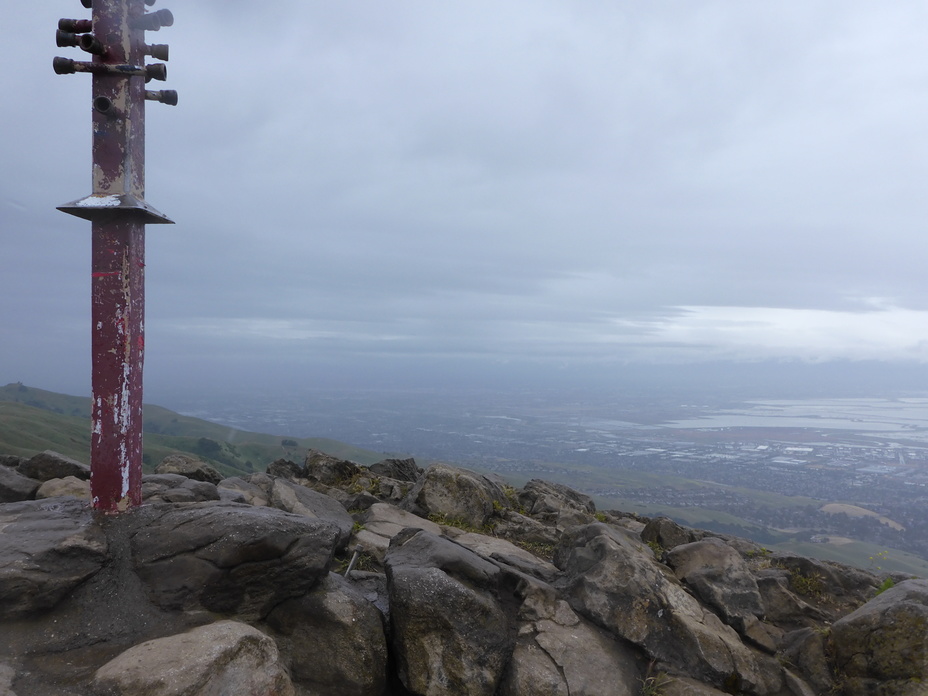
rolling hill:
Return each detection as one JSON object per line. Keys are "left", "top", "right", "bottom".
{"left": 0, "top": 383, "right": 389, "bottom": 478}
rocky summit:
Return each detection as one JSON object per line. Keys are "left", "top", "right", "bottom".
{"left": 1, "top": 450, "right": 926, "bottom": 696}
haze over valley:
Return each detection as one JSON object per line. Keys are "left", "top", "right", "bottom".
{"left": 161, "top": 377, "right": 928, "bottom": 576}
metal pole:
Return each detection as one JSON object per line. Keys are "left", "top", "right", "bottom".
{"left": 55, "top": 0, "right": 176, "bottom": 513}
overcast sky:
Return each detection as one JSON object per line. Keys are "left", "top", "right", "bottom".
{"left": 4, "top": 2, "right": 928, "bottom": 401}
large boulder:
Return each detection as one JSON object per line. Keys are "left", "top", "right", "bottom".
{"left": 130, "top": 503, "right": 339, "bottom": 620}
{"left": 35, "top": 475, "right": 90, "bottom": 501}
{"left": 754, "top": 569, "right": 829, "bottom": 628}
{"left": 517, "top": 479, "right": 597, "bottom": 529}
{"left": 830, "top": 578, "right": 928, "bottom": 695}
{"left": 304, "top": 449, "right": 361, "bottom": 485}
{"left": 92, "top": 620, "right": 294, "bottom": 696}
{"left": 554, "top": 523, "right": 783, "bottom": 695}
{"left": 0, "top": 455, "right": 25, "bottom": 468}
{"left": 267, "top": 477, "right": 354, "bottom": 548}
{"left": 385, "top": 529, "right": 514, "bottom": 696}
{"left": 267, "top": 458, "right": 305, "bottom": 481}
{"left": 0, "top": 498, "right": 107, "bottom": 620}
{"left": 154, "top": 453, "right": 222, "bottom": 485}
{"left": 778, "top": 628, "right": 835, "bottom": 694}
{"left": 369, "top": 457, "right": 421, "bottom": 483}
{"left": 500, "top": 582, "right": 641, "bottom": 696}
{"left": 18, "top": 451, "right": 89, "bottom": 482}
{"left": 492, "top": 509, "right": 560, "bottom": 550}
{"left": 0, "top": 466, "right": 40, "bottom": 503}
{"left": 772, "top": 553, "right": 879, "bottom": 619}
{"left": 641, "top": 516, "right": 703, "bottom": 552}
{"left": 267, "top": 572, "right": 388, "bottom": 696}
{"left": 401, "top": 463, "right": 508, "bottom": 529}
{"left": 355, "top": 502, "right": 444, "bottom": 563}
{"left": 665, "top": 537, "right": 772, "bottom": 649}
{"left": 217, "top": 476, "right": 269, "bottom": 506}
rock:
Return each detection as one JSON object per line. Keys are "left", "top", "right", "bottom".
{"left": 555, "top": 523, "right": 783, "bottom": 695}
{"left": 369, "top": 457, "right": 421, "bottom": 483}
{"left": 267, "top": 573, "right": 387, "bottom": 696}
{"left": 0, "top": 661, "right": 15, "bottom": 696}
{"left": 366, "top": 474, "right": 412, "bottom": 503}
{"left": 35, "top": 476, "right": 90, "bottom": 501}
{"left": 385, "top": 529, "right": 513, "bottom": 696}
{"left": 217, "top": 475, "right": 269, "bottom": 506}
{"left": 92, "top": 620, "right": 294, "bottom": 696}
{"left": 641, "top": 516, "right": 702, "bottom": 552}
{"left": 130, "top": 503, "right": 339, "bottom": 620}
{"left": 517, "top": 479, "right": 597, "bottom": 529}
{"left": 268, "top": 477, "right": 353, "bottom": 548}
{"left": 355, "top": 502, "right": 444, "bottom": 563}
{"left": 141, "top": 473, "right": 188, "bottom": 494}
{"left": 665, "top": 537, "right": 765, "bottom": 634}
{"left": 453, "top": 531, "right": 559, "bottom": 583}
{"left": 159, "top": 481, "right": 221, "bottom": 503}
{"left": 216, "top": 486, "right": 248, "bottom": 504}
{"left": 341, "top": 490, "right": 381, "bottom": 511}
{"left": 772, "top": 553, "right": 879, "bottom": 617}
{"left": 0, "top": 466, "right": 40, "bottom": 503}
{"left": 401, "top": 463, "right": 508, "bottom": 529}
{"left": 754, "top": 570, "right": 829, "bottom": 628}
{"left": 493, "top": 509, "right": 560, "bottom": 549}
{"left": 18, "top": 451, "right": 89, "bottom": 482}
{"left": 0, "top": 498, "right": 107, "bottom": 620}
{"left": 0, "top": 455, "right": 25, "bottom": 468}
{"left": 304, "top": 449, "right": 361, "bottom": 485}
{"left": 267, "top": 458, "right": 304, "bottom": 481}
{"left": 154, "top": 453, "right": 222, "bottom": 485}
{"left": 140, "top": 474, "right": 220, "bottom": 503}
{"left": 501, "top": 583, "right": 641, "bottom": 696}
{"left": 778, "top": 628, "right": 834, "bottom": 694}
{"left": 831, "top": 578, "right": 928, "bottom": 689}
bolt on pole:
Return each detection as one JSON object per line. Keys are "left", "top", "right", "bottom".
{"left": 54, "top": 0, "right": 177, "bottom": 513}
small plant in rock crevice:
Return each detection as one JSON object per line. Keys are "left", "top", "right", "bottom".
{"left": 502, "top": 485, "right": 526, "bottom": 514}
{"left": 514, "top": 539, "right": 556, "bottom": 562}
{"left": 639, "top": 661, "right": 671, "bottom": 696}
{"left": 646, "top": 540, "right": 664, "bottom": 557}
{"left": 427, "top": 512, "right": 496, "bottom": 535}
{"left": 874, "top": 577, "right": 895, "bottom": 596}
{"left": 791, "top": 571, "right": 826, "bottom": 600}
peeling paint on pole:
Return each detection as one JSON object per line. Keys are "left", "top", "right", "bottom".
{"left": 54, "top": 0, "right": 177, "bottom": 513}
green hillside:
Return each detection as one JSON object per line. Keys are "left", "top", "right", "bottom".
{"left": 0, "top": 383, "right": 389, "bottom": 477}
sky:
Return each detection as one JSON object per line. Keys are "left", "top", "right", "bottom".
{"left": 4, "top": 2, "right": 928, "bottom": 402}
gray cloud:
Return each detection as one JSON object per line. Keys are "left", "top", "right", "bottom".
{"left": 5, "top": 1, "right": 928, "bottom": 397}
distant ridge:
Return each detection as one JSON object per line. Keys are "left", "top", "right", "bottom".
{"left": 0, "top": 383, "right": 392, "bottom": 477}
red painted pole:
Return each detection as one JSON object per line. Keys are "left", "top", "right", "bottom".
{"left": 90, "top": 219, "right": 146, "bottom": 511}
{"left": 55, "top": 0, "right": 176, "bottom": 513}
